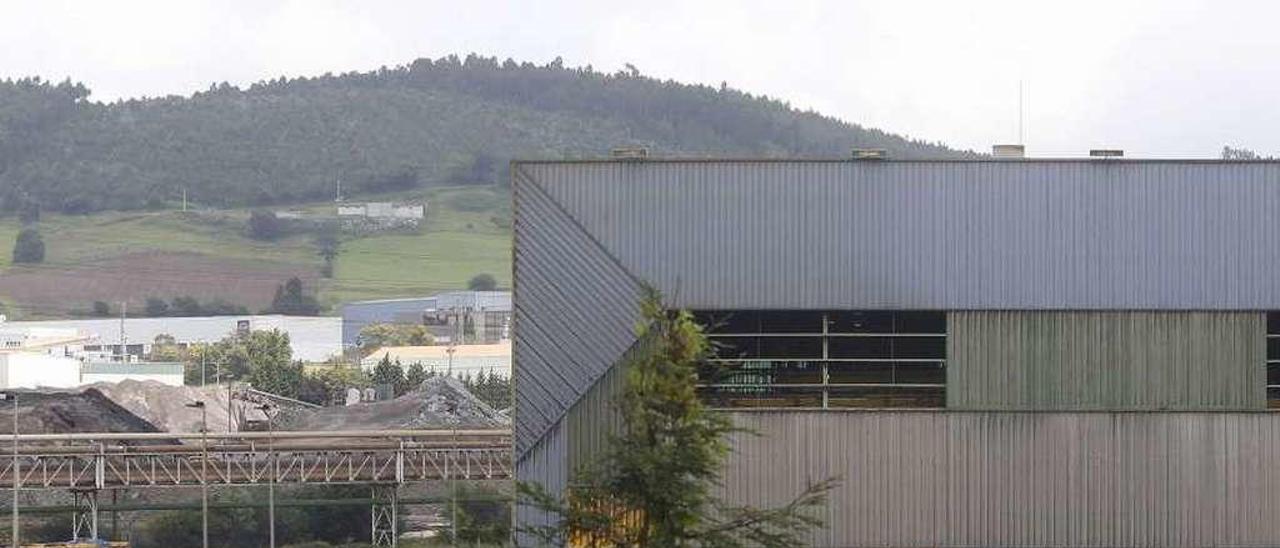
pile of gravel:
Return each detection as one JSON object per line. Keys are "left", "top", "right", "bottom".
{"left": 281, "top": 376, "right": 508, "bottom": 431}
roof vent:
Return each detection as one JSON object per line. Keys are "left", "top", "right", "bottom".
{"left": 992, "top": 144, "right": 1025, "bottom": 159}
{"left": 1089, "top": 149, "right": 1124, "bottom": 158}
{"left": 852, "top": 148, "right": 888, "bottom": 160}
{"left": 610, "top": 146, "right": 649, "bottom": 160}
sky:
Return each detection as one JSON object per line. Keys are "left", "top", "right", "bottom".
{"left": 0, "top": 0, "right": 1275, "bottom": 157}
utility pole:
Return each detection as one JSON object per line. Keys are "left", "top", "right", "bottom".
{"left": 118, "top": 302, "right": 127, "bottom": 361}
{"left": 257, "top": 404, "right": 276, "bottom": 548}
{"left": 186, "top": 401, "right": 208, "bottom": 548}
{"left": 1, "top": 393, "right": 18, "bottom": 548}
{"left": 182, "top": 188, "right": 188, "bottom": 212}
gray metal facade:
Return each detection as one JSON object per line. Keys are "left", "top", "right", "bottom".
{"left": 340, "top": 297, "right": 434, "bottom": 347}
{"left": 723, "top": 410, "right": 1280, "bottom": 548}
{"left": 520, "top": 160, "right": 1280, "bottom": 310}
{"left": 948, "top": 311, "right": 1266, "bottom": 410}
{"left": 512, "top": 159, "right": 1280, "bottom": 547}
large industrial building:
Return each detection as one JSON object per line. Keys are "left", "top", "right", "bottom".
{"left": 513, "top": 157, "right": 1280, "bottom": 547}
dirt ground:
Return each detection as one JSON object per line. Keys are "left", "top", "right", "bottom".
{"left": 0, "top": 251, "right": 318, "bottom": 317}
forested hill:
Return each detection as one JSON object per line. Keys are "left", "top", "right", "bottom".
{"left": 0, "top": 54, "right": 969, "bottom": 214}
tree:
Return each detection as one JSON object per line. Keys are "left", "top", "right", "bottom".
{"left": 170, "top": 295, "right": 201, "bottom": 316}
{"left": 314, "top": 230, "right": 341, "bottom": 278}
{"left": 91, "top": 301, "right": 111, "bottom": 317}
{"left": 371, "top": 354, "right": 408, "bottom": 396}
{"left": 185, "top": 329, "right": 292, "bottom": 384}
{"left": 405, "top": 361, "right": 429, "bottom": 388}
{"left": 356, "top": 323, "right": 434, "bottom": 354}
{"left": 1222, "top": 145, "right": 1274, "bottom": 160}
{"left": 144, "top": 297, "right": 170, "bottom": 317}
{"left": 269, "top": 277, "right": 321, "bottom": 315}
{"left": 150, "top": 333, "right": 183, "bottom": 362}
{"left": 247, "top": 209, "right": 282, "bottom": 240}
{"left": 519, "top": 289, "right": 835, "bottom": 546}
{"left": 12, "top": 228, "right": 44, "bottom": 263}
{"left": 468, "top": 273, "right": 498, "bottom": 291}
{"left": 249, "top": 358, "right": 308, "bottom": 400}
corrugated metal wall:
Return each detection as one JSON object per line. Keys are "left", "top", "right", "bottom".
{"left": 566, "top": 354, "right": 629, "bottom": 475}
{"left": 522, "top": 161, "right": 1280, "bottom": 310}
{"left": 512, "top": 169, "right": 643, "bottom": 459}
{"left": 722, "top": 411, "right": 1280, "bottom": 548}
{"left": 948, "top": 311, "right": 1266, "bottom": 410}
{"left": 515, "top": 417, "right": 567, "bottom": 547}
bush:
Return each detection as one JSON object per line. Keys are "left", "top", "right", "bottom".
{"left": 12, "top": 228, "right": 44, "bottom": 263}
{"left": 468, "top": 273, "right": 498, "bottom": 291}
{"left": 270, "top": 277, "right": 321, "bottom": 316}
{"left": 247, "top": 209, "right": 282, "bottom": 240}
{"left": 92, "top": 300, "right": 111, "bottom": 316}
{"left": 144, "top": 297, "right": 170, "bottom": 317}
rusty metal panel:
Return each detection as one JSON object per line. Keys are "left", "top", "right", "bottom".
{"left": 520, "top": 160, "right": 1280, "bottom": 310}
{"left": 948, "top": 311, "right": 1266, "bottom": 410}
{"left": 720, "top": 411, "right": 1280, "bottom": 547}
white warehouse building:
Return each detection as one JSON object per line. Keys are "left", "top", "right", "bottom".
{"left": 5, "top": 315, "right": 343, "bottom": 363}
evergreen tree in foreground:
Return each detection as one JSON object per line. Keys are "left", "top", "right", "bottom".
{"left": 518, "top": 288, "right": 836, "bottom": 547}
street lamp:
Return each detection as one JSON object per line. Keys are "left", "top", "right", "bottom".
{"left": 186, "top": 400, "right": 208, "bottom": 548}
{"left": 256, "top": 403, "right": 276, "bottom": 548}
{"left": 0, "top": 392, "right": 17, "bottom": 548}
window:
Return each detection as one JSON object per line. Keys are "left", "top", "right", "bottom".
{"left": 1268, "top": 312, "right": 1280, "bottom": 406}
{"left": 693, "top": 310, "right": 946, "bottom": 408}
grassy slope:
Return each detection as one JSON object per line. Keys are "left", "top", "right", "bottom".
{"left": 324, "top": 187, "right": 512, "bottom": 304}
{"left": 0, "top": 186, "right": 511, "bottom": 318}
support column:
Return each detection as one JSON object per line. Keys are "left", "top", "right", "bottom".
{"left": 371, "top": 484, "right": 397, "bottom": 547}
{"left": 70, "top": 488, "right": 98, "bottom": 541}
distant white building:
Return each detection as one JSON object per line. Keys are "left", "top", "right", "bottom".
{"left": 361, "top": 342, "right": 511, "bottom": 378}
{"left": 5, "top": 315, "right": 343, "bottom": 363}
{"left": 337, "top": 202, "right": 426, "bottom": 220}
{"left": 0, "top": 352, "right": 81, "bottom": 389}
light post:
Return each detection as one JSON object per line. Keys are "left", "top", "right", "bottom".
{"left": 186, "top": 400, "right": 208, "bottom": 548}
{"left": 256, "top": 403, "right": 276, "bottom": 548}
{"left": 0, "top": 392, "right": 17, "bottom": 548}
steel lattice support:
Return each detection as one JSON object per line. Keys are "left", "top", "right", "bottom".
{"left": 370, "top": 484, "right": 397, "bottom": 547}
{"left": 70, "top": 488, "right": 98, "bottom": 541}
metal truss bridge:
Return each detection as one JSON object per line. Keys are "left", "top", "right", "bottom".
{"left": 0, "top": 429, "right": 512, "bottom": 546}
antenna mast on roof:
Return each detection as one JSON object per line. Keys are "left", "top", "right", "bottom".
{"left": 1018, "top": 80, "right": 1025, "bottom": 145}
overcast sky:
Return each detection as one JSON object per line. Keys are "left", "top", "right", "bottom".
{"left": 1, "top": 0, "right": 1274, "bottom": 157}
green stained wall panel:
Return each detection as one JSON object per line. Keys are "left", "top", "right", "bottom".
{"left": 947, "top": 311, "right": 1265, "bottom": 410}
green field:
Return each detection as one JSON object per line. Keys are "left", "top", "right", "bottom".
{"left": 0, "top": 186, "right": 512, "bottom": 318}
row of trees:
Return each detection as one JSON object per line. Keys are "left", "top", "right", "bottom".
{"left": 0, "top": 58, "right": 963, "bottom": 214}
{"left": 367, "top": 352, "right": 511, "bottom": 408}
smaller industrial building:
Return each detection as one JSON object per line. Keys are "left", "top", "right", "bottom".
{"left": 0, "top": 322, "right": 185, "bottom": 389}
{"left": 342, "top": 291, "right": 512, "bottom": 347}
{"left": 8, "top": 315, "right": 343, "bottom": 362}
{"left": 360, "top": 342, "right": 511, "bottom": 377}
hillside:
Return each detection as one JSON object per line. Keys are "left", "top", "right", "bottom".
{"left": 0, "top": 54, "right": 968, "bottom": 214}
{"left": 0, "top": 186, "right": 510, "bottom": 319}
{"left": 0, "top": 54, "right": 970, "bottom": 317}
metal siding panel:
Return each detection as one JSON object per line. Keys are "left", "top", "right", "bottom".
{"left": 515, "top": 417, "right": 567, "bottom": 547}
{"left": 513, "top": 173, "right": 642, "bottom": 459}
{"left": 718, "top": 411, "right": 1280, "bottom": 547}
{"left": 523, "top": 161, "right": 1280, "bottom": 310}
{"left": 948, "top": 311, "right": 1265, "bottom": 410}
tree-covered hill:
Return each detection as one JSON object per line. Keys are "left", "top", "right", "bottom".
{"left": 0, "top": 54, "right": 969, "bottom": 214}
